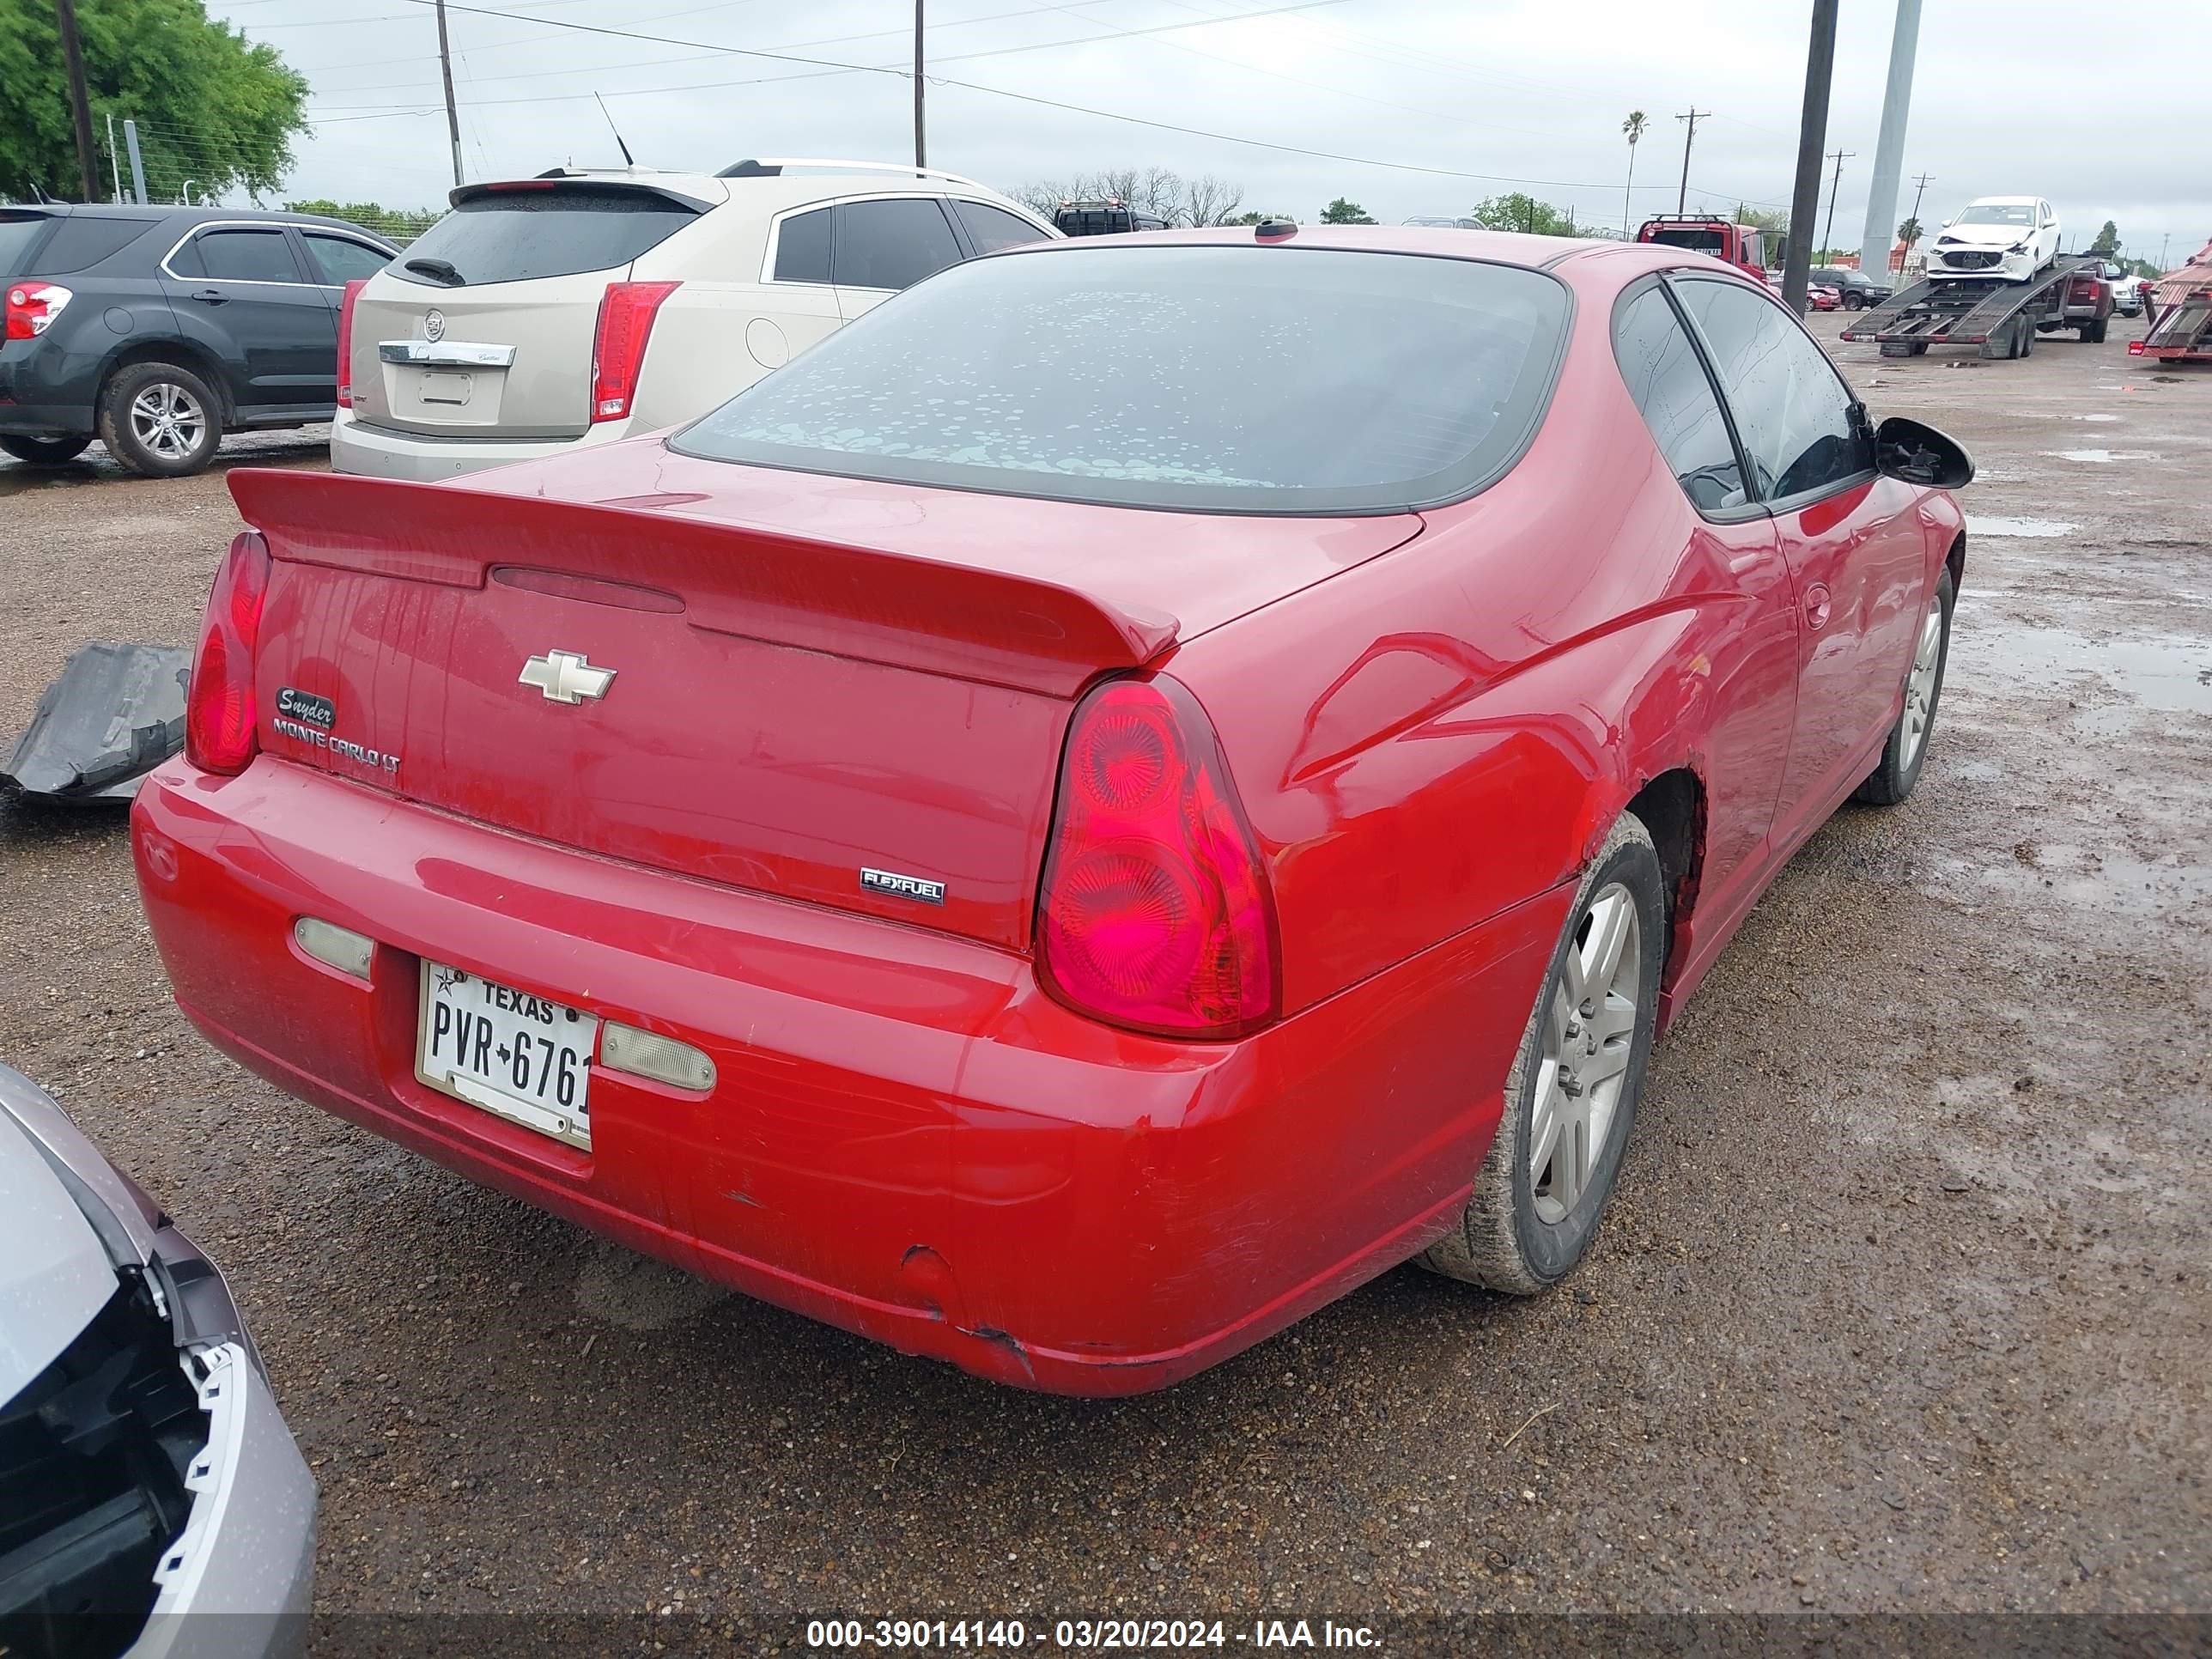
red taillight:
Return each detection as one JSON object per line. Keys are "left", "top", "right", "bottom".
{"left": 184, "top": 532, "right": 272, "bottom": 775}
{"left": 336, "top": 278, "right": 366, "bottom": 408}
{"left": 590, "top": 280, "right": 680, "bottom": 422}
{"left": 2129, "top": 340, "right": 2146, "bottom": 356}
{"left": 1036, "top": 677, "right": 1279, "bottom": 1039}
{"left": 4, "top": 281, "right": 73, "bottom": 340}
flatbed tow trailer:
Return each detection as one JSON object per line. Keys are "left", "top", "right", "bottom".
{"left": 2131, "top": 270, "right": 2212, "bottom": 366}
{"left": 1841, "top": 255, "right": 2103, "bottom": 359}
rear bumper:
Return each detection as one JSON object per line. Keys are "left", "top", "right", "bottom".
{"left": 329, "top": 407, "right": 641, "bottom": 480}
{"left": 132, "top": 759, "right": 1562, "bottom": 1395}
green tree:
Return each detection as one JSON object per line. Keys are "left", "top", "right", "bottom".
{"left": 1469, "top": 192, "right": 1571, "bottom": 234}
{"left": 0, "top": 0, "right": 307, "bottom": 202}
{"left": 1229, "top": 210, "right": 1295, "bottom": 226}
{"left": 2089, "top": 219, "right": 2120, "bottom": 255}
{"left": 1319, "top": 197, "right": 1376, "bottom": 224}
{"left": 1897, "top": 216, "right": 1922, "bottom": 247}
{"left": 284, "top": 199, "right": 443, "bottom": 245}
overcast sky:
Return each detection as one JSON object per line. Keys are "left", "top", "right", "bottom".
{"left": 204, "top": 0, "right": 2208, "bottom": 267}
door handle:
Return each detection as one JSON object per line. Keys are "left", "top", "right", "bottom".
{"left": 1802, "top": 581, "right": 1833, "bottom": 630}
{"left": 188, "top": 288, "right": 228, "bottom": 306}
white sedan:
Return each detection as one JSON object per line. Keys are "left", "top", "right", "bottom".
{"left": 1927, "top": 197, "right": 2060, "bottom": 283}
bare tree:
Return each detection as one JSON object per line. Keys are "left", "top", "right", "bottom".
{"left": 1181, "top": 174, "right": 1244, "bottom": 228}
{"left": 1136, "top": 166, "right": 1183, "bottom": 224}
{"left": 1010, "top": 180, "right": 1071, "bottom": 217}
{"left": 1091, "top": 168, "right": 1144, "bottom": 210}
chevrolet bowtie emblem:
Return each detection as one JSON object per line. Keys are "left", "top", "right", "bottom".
{"left": 519, "top": 649, "right": 615, "bottom": 704}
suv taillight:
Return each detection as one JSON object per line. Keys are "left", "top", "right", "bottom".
{"left": 185, "top": 532, "right": 272, "bottom": 775}
{"left": 1036, "top": 677, "right": 1279, "bottom": 1039}
{"left": 590, "top": 281, "right": 680, "bottom": 422}
{"left": 4, "top": 281, "right": 73, "bottom": 340}
{"left": 336, "top": 278, "right": 366, "bottom": 408}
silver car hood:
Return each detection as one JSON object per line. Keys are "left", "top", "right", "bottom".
{"left": 0, "top": 1101, "right": 120, "bottom": 1400}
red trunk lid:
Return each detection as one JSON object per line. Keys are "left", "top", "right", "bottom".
{"left": 229, "top": 450, "right": 1418, "bottom": 950}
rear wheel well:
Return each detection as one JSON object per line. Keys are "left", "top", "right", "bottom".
{"left": 1625, "top": 768, "right": 1705, "bottom": 983}
{"left": 97, "top": 341, "right": 234, "bottom": 428}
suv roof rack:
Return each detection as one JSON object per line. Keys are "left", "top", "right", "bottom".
{"left": 715, "top": 157, "right": 996, "bottom": 194}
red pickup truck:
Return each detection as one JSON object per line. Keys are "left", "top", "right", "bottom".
{"left": 1636, "top": 216, "right": 1777, "bottom": 284}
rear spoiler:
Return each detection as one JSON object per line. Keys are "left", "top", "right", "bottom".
{"left": 228, "top": 470, "right": 1178, "bottom": 698}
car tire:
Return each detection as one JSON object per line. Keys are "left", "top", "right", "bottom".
{"left": 1856, "top": 566, "right": 1954, "bottom": 806}
{"left": 1422, "top": 811, "right": 1666, "bottom": 1296}
{"left": 2081, "top": 319, "right": 2108, "bottom": 343}
{"left": 1844, "top": 292, "right": 1864, "bottom": 311}
{"left": 99, "top": 362, "right": 222, "bottom": 477}
{"left": 0, "top": 434, "right": 93, "bottom": 465}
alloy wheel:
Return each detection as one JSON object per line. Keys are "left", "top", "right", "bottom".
{"left": 1529, "top": 884, "right": 1643, "bottom": 1224}
{"left": 129, "top": 381, "right": 208, "bottom": 463}
{"left": 1899, "top": 592, "right": 1945, "bottom": 770}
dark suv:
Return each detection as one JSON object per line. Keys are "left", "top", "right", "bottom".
{"left": 1809, "top": 265, "right": 1893, "bottom": 310}
{"left": 0, "top": 204, "right": 396, "bottom": 475}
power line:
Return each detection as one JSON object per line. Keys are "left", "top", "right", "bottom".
{"left": 306, "top": 0, "right": 1175, "bottom": 100}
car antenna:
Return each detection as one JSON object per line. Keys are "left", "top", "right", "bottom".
{"left": 594, "top": 94, "right": 636, "bottom": 167}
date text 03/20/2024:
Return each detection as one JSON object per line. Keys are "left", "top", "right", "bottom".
{"left": 804, "top": 1620, "right": 1381, "bottom": 1650}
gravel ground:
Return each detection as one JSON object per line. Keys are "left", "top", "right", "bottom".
{"left": 2, "top": 316, "right": 2207, "bottom": 1650}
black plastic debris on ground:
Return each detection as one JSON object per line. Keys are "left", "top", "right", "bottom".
{"left": 2, "top": 642, "right": 190, "bottom": 802}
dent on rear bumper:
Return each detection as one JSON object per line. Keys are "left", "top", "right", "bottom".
{"left": 133, "top": 759, "right": 1564, "bottom": 1394}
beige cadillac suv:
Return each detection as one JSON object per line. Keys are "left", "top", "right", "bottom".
{"left": 330, "top": 159, "right": 1058, "bottom": 481}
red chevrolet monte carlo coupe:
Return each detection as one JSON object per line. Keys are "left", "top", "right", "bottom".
{"left": 133, "top": 226, "right": 1971, "bottom": 1395}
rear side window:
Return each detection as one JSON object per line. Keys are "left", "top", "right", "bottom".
{"left": 956, "top": 201, "right": 1049, "bottom": 254}
{"left": 830, "top": 198, "right": 961, "bottom": 292}
{"left": 22, "top": 215, "right": 157, "bottom": 275}
{"left": 301, "top": 231, "right": 392, "bottom": 284}
{"left": 1612, "top": 285, "right": 1746, "bottom": 514}
{"left": 772, "top": 208, "right": 830, "bottom": 283}
{"left": 676, "top": 244, "right": 1569, "bottom": 514}
{"left": 177, "top": 228, "right": 301, "bottom": 283}
{"left": 392, "top": 186, "right": 697, "bottom": 287}
{"left": 0, "top": 214, "right": 55, "bottom": 279}
{"left": 1673, "top": 277, "right": 1867, "bottom": 501}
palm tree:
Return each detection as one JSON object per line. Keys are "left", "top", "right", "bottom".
{"left": 1621, "top": 111, "right": 1648, "bottom": 235}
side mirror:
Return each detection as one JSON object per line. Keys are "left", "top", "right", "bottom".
{"left": 1875, "top": 416, "right": 1974, "bottom": 489}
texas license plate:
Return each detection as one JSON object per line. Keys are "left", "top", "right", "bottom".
{"left": 416, "top": 961, "right": 597, "bottom": 1149}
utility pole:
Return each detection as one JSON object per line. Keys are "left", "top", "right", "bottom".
{"left": 1782, "top": 0, "right": 1838, "bottom": 316}
{"left": 52, "top": 0, "right": 100, "bottom": 201}
{"left": 434, "top": 0, "right": 464, "bottom": 188}
{"left": 1674, "top": 108, "right": 1710, "bottom": 215}
{"left": 1899, "top": 170, "right": 1932, "bottom": 272}
{"left": 1856, "top": 0, "right": 1922, "bottom": 285}
{"left": 912, "top": 0, "right": 926, "bottom": 169}
{"left": 1821, "top": 149, "right": 1854, "bottom": 261}
{"left": 105, "top": 112, "right": 123, "bottom": 203}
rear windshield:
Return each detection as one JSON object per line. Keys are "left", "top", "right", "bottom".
{"left": 673, "top": 244, "right": 1569, "bottom": 514}
{"left": 1648, "top": 227, "right": 1727, "bottom": 256}
{"left": 391, "top": 185, "right": 696, "bottom": 286}
{"left": 0, "top": 214, "right": 53, "bottom": 280}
